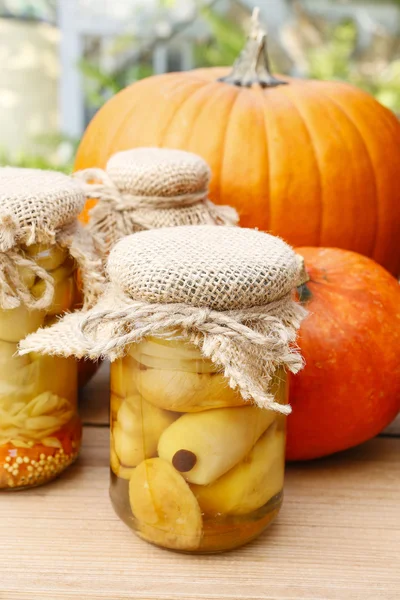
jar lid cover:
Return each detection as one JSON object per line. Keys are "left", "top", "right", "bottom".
{"left": 106, "top": 148, "right": 210, "bottom": 199}
{"left": 0, "top": 167, "right": 84, "bottom": 249}
{"left": 108, "top": 225, "right": 299, "bottom": 310}
{"left": 20, "top": 225, "right": 306, "bottom": 413}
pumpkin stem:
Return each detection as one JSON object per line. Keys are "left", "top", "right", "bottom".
{"left": 296, "top": 255, "right": 310, "bottom": 287}
{"left": 218, "top": 8, "right": 287, "bottom": 89}
{"left": 297, "top": 283, "right": 313, "bottom": 305}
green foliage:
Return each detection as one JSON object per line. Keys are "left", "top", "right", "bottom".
{"left": 194, "top": 6, "right": 246, "bottom": 67}
{"left": 3, "top": 2, "right": 399, "bottom": 172}
{"left": 0, "top": 151, "right": 69, "bottom": 172}
{"left": 360, "top": 60, "right": 400, "bottom": 113}
{"left": 306, "top": 19, "right": 400, "bottom": 113}
{"left": 0, "top": 134, "right": 77, "bottom": 173}
{"left": 79, "top": 3, "right": 245, "bottom": 109}
{"left": 0, "top": 0, "right": 56, "bottom": 22}
{"left": 307, "top": 19, "right": 357, "bottom": 81}
{"left": 79, "top": 57, "right": 154, "bottom": 109}
{"left": 79, "top": 60, "right": 124, "bottom": 109}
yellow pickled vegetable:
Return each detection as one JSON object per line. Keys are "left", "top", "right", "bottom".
{"left": 158, "top": 406, "right": 276, "bottom": 485}
{"left": 130, "top": 350, "right": 216, "bottom": 374}
{"left": 0, "top": 339, "right": 30, "bottom": 368}
{"left": 113, "top": 394, "right": 177, "bottom": 467}
{"left": 111, "top": 355, "right": 139, "bottom": 398}
{"left": 32, "top": 275, "right": 75, "bottom": 316}
{"left": 110, "top": 435, "right": 135, "bottom": 480}
{"left": 28, "top": 353, "right": 77, "bottom": 402}
{"left": 0, "top": 360, "right": 39, "bottom": 400}
{"left": 136, "top": 367, "right": 246, "bottom": 412}
{"left": 129, "top": 458, "right": 202, "bottom": 550}
{"left": 191, "top": 427, "right": 285, "bottom": 516}
{"left": 48, "top": 256, "right": 76, "bottom": 283}
{"left": 130, "top": 337, "right": 203, "bottom": 361}
{"left": 0, "top": 305, "right": 45, "bottom": 342}
{"left": 24, "top": 243, "right": 68, "bottom": 271}
{"left": 0, "top": 390, "right": 74, "bottom": 446}
{"left": 17, "top": 265, "right": 36, "bottom": 289}
{"left": 111, "top": 393, "right": 123, "bottom": 421}
{"left": 131, "top": 337, "right": 246, "bottom": 411}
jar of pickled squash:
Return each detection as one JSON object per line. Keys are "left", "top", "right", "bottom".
{"left": 0, "top": 167, "right": 102, "bottom": 490}
{"left": 21, "top": 226, "right": 306, "bottom": 549}
{"left": 75, "top": 147, "right": 238, "bottom": 258}
{"left": 110, "top": 339, "right": 288, "bottom": 553}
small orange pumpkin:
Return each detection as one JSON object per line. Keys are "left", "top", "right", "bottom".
{"left": 75, "top": 12, "right": 400, "bottom": 274}
{"left": 287, "top": 247, "right": 400, "bottom": 461}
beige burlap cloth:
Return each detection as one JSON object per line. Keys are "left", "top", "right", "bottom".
{"left": 20, "top": 226, "right": 307, "bottom": 414}
{"left": 74, "top": 148, "right": 238, "bottom": 257}
{"left": 0, "top": 167, "right": 103, "bottom": 310}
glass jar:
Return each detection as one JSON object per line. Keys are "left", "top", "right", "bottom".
{"left": 110, "top": 336, "right": 287, "bottom": 553}
{"left": 0, "top": 243, "right": 81, "bottom": 490}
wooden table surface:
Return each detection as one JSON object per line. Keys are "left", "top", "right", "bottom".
{"left": 1, "top": 363, "right": 399, "bottom": 600}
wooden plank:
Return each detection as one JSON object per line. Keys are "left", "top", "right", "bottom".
{"left": 79, "top": 361, "right": 110, "bottom": 426}
{"left": 0, "top": 428, "right": 399, "bottom": 600}
{"left": 384, "top": 413, "right": 400, "bottom": 436}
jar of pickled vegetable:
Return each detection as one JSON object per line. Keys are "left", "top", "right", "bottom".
{"left": 110, "top": 338, "right": 288, "bottom": 552}
{"left": 21, "top": 225, "right": 306, "bottom": 549}
{"left": 0, "top": 167, "right": 102, "bottom": 490}
{"left": 75, "top": 147, "right": 238, "bottom": 258}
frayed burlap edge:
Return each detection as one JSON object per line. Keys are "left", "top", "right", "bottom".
{"left": 0, "top": 216, "right": 104, "bottom": 311}
{"left": 19, "top": 288, "right": 307, "bottom": 414}
{"left": 57, "top": 222, "right": 105, "bottom": 309}
{"left": 74, "top": 168, "right": 239, "bottom": 258}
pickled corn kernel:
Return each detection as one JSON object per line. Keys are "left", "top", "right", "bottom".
{"left": 0, "top": 445, "right": 79, "bottom": 490}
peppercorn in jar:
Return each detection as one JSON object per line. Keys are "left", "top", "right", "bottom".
{"left": 0, "top": 167, "right": 102, "bottom": 490}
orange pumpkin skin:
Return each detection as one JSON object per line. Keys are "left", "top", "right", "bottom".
{"left": 75, "top": 68, "right": 400, "bottom": 274}
{"left": 287, "top": 247, "right": 400, "bottom": 461}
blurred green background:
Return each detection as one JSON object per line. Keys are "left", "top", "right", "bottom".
{"left": 0, "top": 0, "right": 399, "bottom": 173}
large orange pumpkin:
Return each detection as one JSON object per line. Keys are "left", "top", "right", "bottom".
{"left": 286, "top": 247, "right": 400, "bottom": 461}
{"left": 75, "top": 14, "right": 400, "bottom": 274}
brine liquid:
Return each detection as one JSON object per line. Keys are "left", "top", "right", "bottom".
{"left": 109, "top": 337, "right": 287, "bottom": 553}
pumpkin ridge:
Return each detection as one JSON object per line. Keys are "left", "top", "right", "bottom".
{"left": 164, "top": 81, "right": 221, "bottom": 149}
{"left": 280, "top": 86, "right": 323, "bottom": 246}
{"left": 320, "top": 84, "right": 400, "bottom": 271}
{"left": 256, "top": 88, "right": 272, "bottom": 233}
{"left": 216, "top": 87, "right": 242, "bottom": 205}
{"left": 185, "top": 82, "right": 234, "bottom": 149}
{"left": 157, "top": 81, "right": 208, "bottom": 147}
{"left": 301, "top": 86, "right": 375, "bottom": 254}
{"left": 107, "top": 76, "right": 179, "bottom": 159}
{"left": 316, "top": 87, "right": 379, "bottom": 258}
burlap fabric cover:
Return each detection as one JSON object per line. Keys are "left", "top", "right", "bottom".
{"left": 20, "top": 226, "right": 306, "bottom": 414}
{"left": 0, "top": 167, "right": 103, "bottom": 310}
{"left": 75, "top": 148, "right": 238, "bottom": 257}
